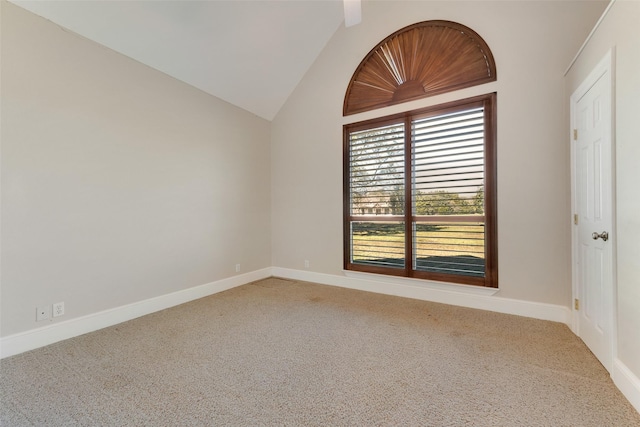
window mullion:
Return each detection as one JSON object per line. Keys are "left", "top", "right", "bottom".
{"left": 404, "top": 115, "right": 413, "bottom": 276}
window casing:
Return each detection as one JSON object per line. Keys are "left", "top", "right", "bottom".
{"left": 343, "top": 94, "right": 497, "bottom": 287}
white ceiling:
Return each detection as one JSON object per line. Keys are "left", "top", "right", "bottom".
{"left": 11, "top": 0, "right": 346, "bottom": 120}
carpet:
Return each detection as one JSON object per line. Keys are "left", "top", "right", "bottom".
{"left": 2, "top": 277, "right": 639, "bottom": 426}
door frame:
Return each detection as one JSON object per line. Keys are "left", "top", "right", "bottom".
{"left": 570, "top": 48, "right": 616, "bottom": 372}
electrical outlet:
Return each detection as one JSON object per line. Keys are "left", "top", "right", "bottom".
{"left": 304, "top": 260, "right": 310, "bottom": 269}
{"left": 235, "top": 264, "right": 241, "bottom": 273}
{"left": 36, "top": 306, "right": 50, "bottom": 322}
{"left": 53, "top": 302, "right": 65, "bottom": 317}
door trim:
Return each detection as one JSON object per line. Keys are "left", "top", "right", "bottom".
{"left": 570, "top": 48, "right": 616, "bottom": 372}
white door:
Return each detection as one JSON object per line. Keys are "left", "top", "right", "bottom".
{"left": 571, "top": 51, "right": 614, "bottom": 372}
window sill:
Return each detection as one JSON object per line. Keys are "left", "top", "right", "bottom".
{"left": 342, "top": 270, "right": 499, "bottom": 297}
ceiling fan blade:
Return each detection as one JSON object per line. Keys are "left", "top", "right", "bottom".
{"left": 344, "top": 0, "right": 362, "bottom": 27}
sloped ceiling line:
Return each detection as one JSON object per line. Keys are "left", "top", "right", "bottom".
{"left": 10, "top": 0, "right": 345, "bottom": 121}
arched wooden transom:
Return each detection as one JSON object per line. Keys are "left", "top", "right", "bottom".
{"left": 343, "top": 21, "right": 496, "bottom": 116}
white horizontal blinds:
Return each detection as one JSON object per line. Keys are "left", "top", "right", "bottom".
{"left": 350, "top": 222, "right": 405, "bottom": 268}
{"left": 349, "top": 123, "right": 405, "bottom": 268}
{"left": 349, "top": 123, "right": 405, "bottom": 216}
{"left": 412, "top": 107, "right": 485, "bottom": 214}
{"left": 413, "top": 222, "right": 485, "bottom": 277}
{"left": 411, "top": 107, "right": 486, "bottom": 277}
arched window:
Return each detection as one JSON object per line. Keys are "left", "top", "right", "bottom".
{"left": 343, "top": 21, "right": 498, "bottom": 288}
{"left": 344, "top": 20, "right": 496, "bottom": 116}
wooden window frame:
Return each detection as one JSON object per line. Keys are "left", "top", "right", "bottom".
{"left": 343, "top": 93, "right": 498, "bottom": 288}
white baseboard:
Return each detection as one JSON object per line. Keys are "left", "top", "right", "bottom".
{"left": 273, "top": 268, "right": 635, "bottom": 415}
{"left": 613, "top": 358, "right": 640, "bottom": 414}
{"left": 4, "top": 266, "right": 634, "bottom": 413}
{"left": 272, "top": 267, "right": 572, "bottom": 325}
{"left": 0, "top": 266, "right": 572, "bottom": 359}
{"left": 0, "top": 268, "right": 272, "bottom": 359}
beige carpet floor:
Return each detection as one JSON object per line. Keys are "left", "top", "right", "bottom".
{"left": 2, "top": 277, "right": 639, "bottom": 426}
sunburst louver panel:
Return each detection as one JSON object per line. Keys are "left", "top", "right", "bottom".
{"left": 344, "top": 21, "right": 496, "bottom": 116}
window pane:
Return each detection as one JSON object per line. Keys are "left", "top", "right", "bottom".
{"left": 413, "top": 221, "right": 485, "bottom": 277}
{"left": 412, "top": 108, "right": 485, "bottom": 216}
{"left": 349, "top": 123, "right": 405, "bottom": 216}
{"left": 351, "top": 221, "right": 405, "bottom": 268}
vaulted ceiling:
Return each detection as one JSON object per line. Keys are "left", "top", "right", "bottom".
{"left": 11, "top": 0, "right": 346, "bottom": 121}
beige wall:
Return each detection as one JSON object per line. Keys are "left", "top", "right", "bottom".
{"left": 565, "top": 0, "right": 640, "bottom": 381}
{"left": 1, "top": 1, "right": 272, "bottom": 337}
{"left": 1, "top": 0, "right": 618, "bottom": 344}
{"left": 271, "top": 0, "right": 608, "bottom": 304}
